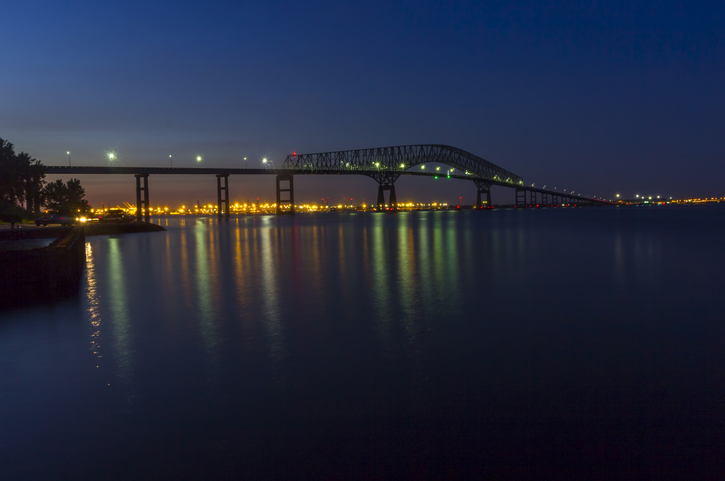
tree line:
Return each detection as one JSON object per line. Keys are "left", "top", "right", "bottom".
{"left": 0, "top": 137, "right": 89, "bottom": 223}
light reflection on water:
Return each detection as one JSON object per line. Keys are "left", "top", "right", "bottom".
{"left": 194, "top": 219, "right": 218, "bottom": 362}
{"left": 107, "top": 237, "right": 135, "bottom": 400}
{"left": 1, "top": 207, "right": 725, "bottom": 478}
{"left": 86, "top": 242, "right": 101, "bottom": 367}
{"left": 259, "top": 217, "right": 285, "bottom": 368}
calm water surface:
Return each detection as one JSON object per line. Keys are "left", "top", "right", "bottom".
{"left": 1, "top": 206, "right": 724, "bottom": 478}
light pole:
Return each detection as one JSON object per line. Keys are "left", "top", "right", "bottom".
{"left": 67, "top": 151, "right": 71, "bottom": 167}
{"left": 108, "top": 152, "right": 116, "bottom": 162}
{"left": 196, "top": 156, "right": 202, "bottom": 163}
{"left": 170, "top": 155, "right": 172, "bottom": 168}
{"left": 244, "top": 157, "right": 247, "bottom": 169}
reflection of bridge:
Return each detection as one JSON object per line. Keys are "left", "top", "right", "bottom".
{"left": 46, "top": 144, "right": 612, "bottom": 221}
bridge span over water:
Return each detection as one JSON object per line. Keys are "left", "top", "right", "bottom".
{"left": 46, "top": 144, "right": 612, "bottom": 221}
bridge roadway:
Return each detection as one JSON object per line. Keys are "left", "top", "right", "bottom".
{"left": 45, "top": 145, "right": 612, "bottom": 220}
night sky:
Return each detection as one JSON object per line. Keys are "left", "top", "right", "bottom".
{"left": 3, "top": 0, "right": 723, "bottom": 206}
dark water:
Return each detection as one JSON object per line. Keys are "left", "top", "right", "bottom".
{"left": 2, "top": 206, "right": 724, "bottom": 479}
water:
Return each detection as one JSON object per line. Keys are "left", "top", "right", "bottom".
{"left": 2, "top": 206, "right": 724, "bottom": 478}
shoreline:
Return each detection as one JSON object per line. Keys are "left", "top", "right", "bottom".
{"left": 0, "top": 222, "right": 165, "bottom": 241}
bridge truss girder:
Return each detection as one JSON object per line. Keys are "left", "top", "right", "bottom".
{"left": 282, "top": 145, "right": 524, "bottom": 186}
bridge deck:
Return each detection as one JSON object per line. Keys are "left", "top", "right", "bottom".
{"left": 44, "top": 166, "right": 612, "bottom": 205}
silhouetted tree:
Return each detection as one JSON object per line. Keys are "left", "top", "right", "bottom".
{"left": 0, "top": 138, "right": 47, "bottom": 225}
{"left": 20, "top": 152, "right": 46, "bottom": 214}
{"left": 43, "top": 178, "right": 90, "bottom": 215}
{"left": 1, "top": 138, "right": 46, "bottom": 208}
{"left": 66, "top": 178, "right": 90, "bottom": 214}
{"left": 0, "top": 138, "right": 23, "bottom": 206}
{"left": 1, "top": 137, "right": 91, "bottom": 220}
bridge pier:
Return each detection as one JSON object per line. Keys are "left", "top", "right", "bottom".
{"left": 216, "top": 174, "right": 230, "bottom": 219}
{"left": 135, "top": 174, "right": 150, "bottom": 222}
{"left": 377, "top": 184, "right": 398, "bottom": 210}
{"left": 515, "top": 188, "right": 526, "bottom": 208}
{"left": 474, "top": 180, "right": 492, "bottom": 209}
{"left": 529, "top": 190, "right": 537, "bottom": 207}
{"left": 276, "top": 174, "right": 295, "bottom": 214}
{"left": 368, "top": 172, "right": 400, "bottom": 211}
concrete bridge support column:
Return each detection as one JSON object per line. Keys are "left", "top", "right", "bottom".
{"left": 377, "top": 184, "right": 397, "bottom": 210}
{"left": 529, "top": 190, "right": 538, "bottom": 207}
{"left": 276, "top": 174, "right": 295, "bottom": 215}
{"left": 216, "top": 174, "right": 230, "bottom": 219}
{"left": 515, "top": 189, "right": 526, "bottom": 207}
{"left": 474, "top": 180, "right": 492, "bottom": 209}
{"left": 388, "top": 184, "right": 397, "bottom": 210}
{"left": 542, "top": 193, "right": 549, "bottom": 206}
{"left": 135, "top": 174, "right": 150, "bottom": 222}
{"left": 368, "top": 172, "right": 400, "bottom": 211}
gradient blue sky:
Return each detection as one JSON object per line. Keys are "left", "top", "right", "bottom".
{"left": 3, "top": 0, "right": 723, "bottom": 206}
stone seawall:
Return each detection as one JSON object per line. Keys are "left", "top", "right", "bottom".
{"left": 0, "top": 222, "right": 165, "bottom": 308}
{"left": 0, "top": 227, "right": 86, "bottom": 308}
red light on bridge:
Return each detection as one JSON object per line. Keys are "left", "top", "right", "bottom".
{"left": 293, "top": 152, "right": 297, "bottom": 156}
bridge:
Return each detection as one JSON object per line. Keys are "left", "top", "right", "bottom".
{"left": 45, "top": 144, "right": 612, "bottom": 221}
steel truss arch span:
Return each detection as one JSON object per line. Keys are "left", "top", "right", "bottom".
{"left": 281, "top": 145, "right": 524, "bottom": 185}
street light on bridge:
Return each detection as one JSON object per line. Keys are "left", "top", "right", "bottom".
{"left": 107, "top": 152, "right": 116, "bottom": 162}
{"left": 67, "top": 151, "right": 71, "bottom": 167}
{"left": 196, "top": 156, "right": 202, "bottom": 163}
